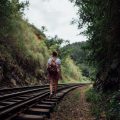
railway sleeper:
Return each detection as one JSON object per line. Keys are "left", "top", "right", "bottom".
{"left": 0, "top": 84, "right": 81, "bottom": 120}
{"left": 12, "top": 113, "right": 46, "bottom": 120}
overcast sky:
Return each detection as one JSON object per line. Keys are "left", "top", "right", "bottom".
{"left": 21, "top": 0, "right": 87, "bottom": 43}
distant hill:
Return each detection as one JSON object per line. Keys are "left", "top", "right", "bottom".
{"left": 63, "top": 42, "right": 87, "bottom": 64}
{"left": 62, "top": 42, "right": 95, "bottom": 80}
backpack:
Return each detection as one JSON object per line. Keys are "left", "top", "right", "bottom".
{"left": 47, "top": 58, "right": 58, "bottom": 75}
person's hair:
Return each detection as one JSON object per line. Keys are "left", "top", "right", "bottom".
{"left": 52, "top": 51, "right": 58, "bottom": 57}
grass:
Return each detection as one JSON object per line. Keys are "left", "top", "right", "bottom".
{"left": 86, "top": 88, "right": 120, "bottom": 120}
{"left": 86, "top": 88, "right": 103, "bottom": 119}
{"left": 1, "top": 17, "right": 86, "bottom": 86}
{"left": 0, "top": 18, "right": 50, "bottom": 86}
{"left": 1, "top": 10, "right": 88, "bottom": 87}
{"left": 61, "top": 57, "right": 83, "bottom": 83}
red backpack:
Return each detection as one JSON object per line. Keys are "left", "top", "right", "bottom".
{"left": 47, "top": 58, "right": 58, "bottom": 75}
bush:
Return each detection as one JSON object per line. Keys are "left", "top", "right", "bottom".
{"left": 86, "top": 88, "right": 104, "bottom": 119}
{"left": 0, "top": 10, "right": 49, "bottom": 86}
{"left": 106, "top": 92, "right": 120, "bottom": 120}
{"left": 86, "top": 88, "right": 120, "bottom": 120}
{"left": 61, "top": 57, "right": 82, "bottom": 83}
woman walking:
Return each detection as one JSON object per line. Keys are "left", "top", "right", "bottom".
{"left": 47, "top": 51, "right": 61, "bottom": 97}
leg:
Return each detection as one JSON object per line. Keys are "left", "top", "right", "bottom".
{"left": 54, "top": 79, "right": 58, "bottom": 95}
{"left": 53, "top": 81, "right": 55, "bottom": 94}
{"left": 50, "top": 79, "right": 53, "bottom": 95}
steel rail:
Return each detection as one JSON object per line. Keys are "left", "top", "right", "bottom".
{"left": 0, "top": 84, "right": 81, "bottom": 120}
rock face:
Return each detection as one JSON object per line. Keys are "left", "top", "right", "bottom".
{"left": 94, "top": 60, "right": 120, "bottom": 92}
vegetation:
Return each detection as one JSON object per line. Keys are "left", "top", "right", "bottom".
{"left": 1, "top": 0, "right": 120, "bottom": 118}
{"left": 45, "top": 36, "right": 83, "bottom": 83}
{"left": 61, "top": 57, "right": 82, "bottom": 83}
{"left": 86, "top": 88, "right": 120, "bottom": 119}
{"left": 63, "top": 42, "right": 96, "bottom": 80}
{"left": 0, "top": 0, "right": 49, "bottom": 86}
{"left": 0, "top": 0, "right": 85, "bottom": 87}
{"left": 70, "top": 0, "right": 120, "bottom": 91}
{"left": 52, "top": 86, "right": 95, "bottom": 120}
{"left": 69, "top": 0, "right": 120, "bottom": 119}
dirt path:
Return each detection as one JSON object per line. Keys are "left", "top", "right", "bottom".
{"left": 50, "top": 86, "right": 95, "bottom": 120}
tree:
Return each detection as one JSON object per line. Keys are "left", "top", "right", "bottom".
{"left": 0, "top": 0, "right": 29, "bottom": 38}
{"left": 70, "top": 0, "right": 120, "bottom": 91}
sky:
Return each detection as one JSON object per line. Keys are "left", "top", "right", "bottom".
{"left": 21, "top": 0, "right": 87, "bottom": 43}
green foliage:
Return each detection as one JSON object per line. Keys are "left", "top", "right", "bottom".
{"left": 86, "top": 88, "right": 104, "bottom": 119}
{"left": 106, "top": 92, "right": 120, "bottom": 120}
{"left": 0, "top": 0, "right": 84, "bottom": 86}
{"left": 70, "top": 0, "right": 120, "bottom": 91}
{"left": 0, "top": 0, "right": 50, "bottom": 86}
{"left": 63, "top": 41, "right": 96, "bottom": 80}
{"left": 64, "top": 42, "right": 87, "bottom": 64}
{"left": 45, "top": 35, "right": 63, "bottom": 50}
{"left": 86, "top": 88, "right": 102, "bottom": 104}
{"left": 45, "top": 35, "right": 70, "bottom": 59}
{"left": 86, "top": 88, "right": 120, "bottom": 120}
{"left": 11, "top": 20, "right": 49, "bottom": 77}
{"left": 0, "top": 0, "right": 28, "bottom": 18}
{"left": 69, "top": 0, "right": 109, "bottom": 67}
{"left": 70, "top": 2, "right": 120, "bottom": 119}
{"left": 30, "top": 24, "right": 46, "bottom": 38}
{"left": 45, "top": 36, "right": 83, "bottom": 83}
{"left": 0, "top": 0, "right": 28, "bottom": 37}
{"left": 0, "top": 17, "right": 50, "bottom": 85}
{"left": 61, "top": 57, "right": 82, "bottom": 83}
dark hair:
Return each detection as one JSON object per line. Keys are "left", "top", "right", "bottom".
{"left": 52, "top": 51, "right": 58, "bottom": 57}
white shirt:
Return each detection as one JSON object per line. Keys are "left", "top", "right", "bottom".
{"left": 48, "top": 57, "right": 61, "bottom": 65}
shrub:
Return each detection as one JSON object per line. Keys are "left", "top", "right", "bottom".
{"left": 86, "top": 88, "right": 120, "bottom": 120}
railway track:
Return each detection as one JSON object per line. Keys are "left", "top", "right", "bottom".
{"left": 0, "top": 84, "right": 67, "bottom": 95}
{"left": 0, "top": 83, "right": 85, "bottom": 120}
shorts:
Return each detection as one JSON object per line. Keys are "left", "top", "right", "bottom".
{"left": 48, "top": 72, "right": 60, "bottom": 81}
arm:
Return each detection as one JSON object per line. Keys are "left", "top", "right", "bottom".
{"left": 47, "top": 58, "right": 51, "bottom": 69}
{"left": 57, "top": 59, "right": 62, "bottom": 79}
{"left": 59, "top": 65, "right": 62, "bottom": 80}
